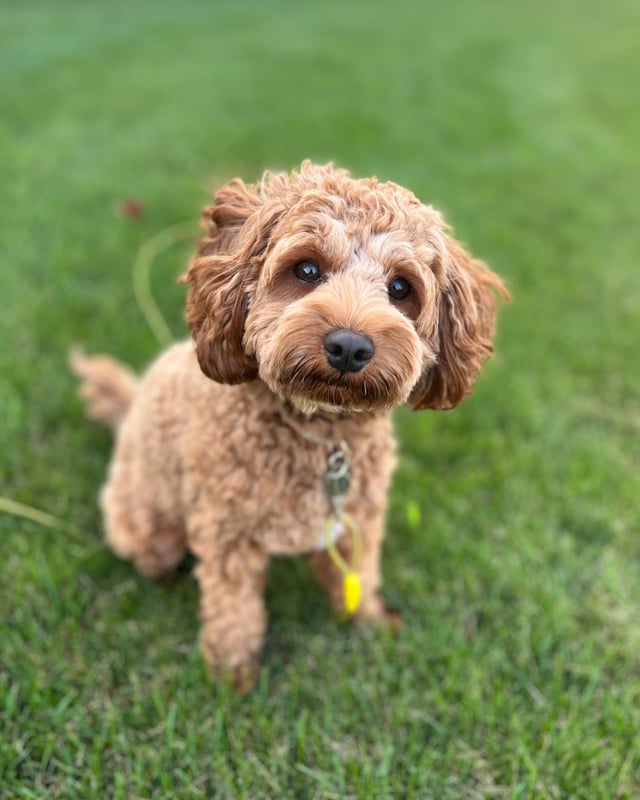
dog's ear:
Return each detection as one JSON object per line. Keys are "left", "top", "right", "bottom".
{"left": 182, "top": 179, "right": 283, "bottom": 384}
{"left": 409, "top": 235, "right": 508, "bottom": 410}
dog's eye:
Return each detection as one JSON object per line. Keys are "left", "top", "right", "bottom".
{"left": 388, "top": 277, "right": 412, "bottom": 301}
{"left": 293, "top": 260, "right": 322, "bottom": 284}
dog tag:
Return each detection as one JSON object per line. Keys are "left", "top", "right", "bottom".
{"left": 325, "top": 449, "right": 350, "bottom": 498}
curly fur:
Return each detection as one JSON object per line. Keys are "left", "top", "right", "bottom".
{"left": 72, "top": 161, "right": 507, "bottom": 691}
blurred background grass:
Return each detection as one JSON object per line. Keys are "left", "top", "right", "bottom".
{"left": 1, "top": 1, "right": 639, "bottom": 798}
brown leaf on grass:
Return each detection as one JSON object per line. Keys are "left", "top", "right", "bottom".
{"left": 118, "top": 198, "right": 145, "bottom": 219}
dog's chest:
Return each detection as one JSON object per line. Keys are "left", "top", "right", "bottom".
{"left": 186, "top": 396, "right": 396, "bottom": 556}
{"left": 252, "top": 447, "right": 344, "bottom": 555}
{"left": 242, "top": 423, "right": 393, "bottom": 556}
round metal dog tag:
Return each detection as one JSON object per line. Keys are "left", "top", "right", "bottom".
{"left": 325, "top": 449, "right": 350, "bottom": 497}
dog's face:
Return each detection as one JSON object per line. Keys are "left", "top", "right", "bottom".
{"left": 243, "top": 207, "right": 440, "bottom": 414}
{"left": 184, "top": 162, "right": 507, "bottom": 413}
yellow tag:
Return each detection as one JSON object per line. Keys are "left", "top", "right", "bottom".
{"left": 344, "top": 571, "right": 361, "bottom": 614}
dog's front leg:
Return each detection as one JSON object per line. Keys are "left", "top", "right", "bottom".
{"left": 192, "top": 534, "right": 269, "bottom": 693}
{"left": 309, "top": 507, "right": 400, "bottom": 630}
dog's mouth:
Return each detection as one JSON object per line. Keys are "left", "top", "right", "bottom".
{"left": 269, "top": 362, "right": 405, "bottom": 413}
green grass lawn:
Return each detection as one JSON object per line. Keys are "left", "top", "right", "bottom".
{"left": 2, "top": 0, "right": 639, "bottom": 797}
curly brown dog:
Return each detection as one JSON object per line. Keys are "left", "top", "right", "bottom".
{"left": 72, "top": 161, "right": 507, "bottom": 691}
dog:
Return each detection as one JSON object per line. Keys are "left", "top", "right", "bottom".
{"left": 72, "top": 161, "right": 507, "bottom": 691}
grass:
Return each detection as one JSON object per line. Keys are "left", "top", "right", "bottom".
{"left": 1, "top": 0, "right": 639, "bottom": 797}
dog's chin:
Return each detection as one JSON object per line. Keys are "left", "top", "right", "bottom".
{"left": 288, "top": 395, "right": 349, "bottom": 416}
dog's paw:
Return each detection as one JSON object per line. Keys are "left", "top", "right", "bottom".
{"left": 212, "top": 660, "right": 261, "bottom": 695}
{"left": 231, "top": 660, "right": 261, "bottom": 695}
{"left": 379, "top": 605, "right": 403, "bottom": 635}
{"left": 353, "top": 597, "right": 403, "bottom": 634}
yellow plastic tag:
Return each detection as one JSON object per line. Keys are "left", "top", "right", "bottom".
{"left": 344, "top": 571, "right": 362, "bottom": 615}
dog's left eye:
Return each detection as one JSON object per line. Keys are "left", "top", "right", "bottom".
{"left": 293, "top": 260, "right": 322, "bottom": 284}
{"left": 388, "top": 277, "right": 412, "bottom": 301}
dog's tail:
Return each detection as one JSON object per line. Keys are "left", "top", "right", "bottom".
{"left": 69, "top": 349, "right": 138, "bottom": 433}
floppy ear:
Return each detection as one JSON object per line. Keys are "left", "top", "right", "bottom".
{"left": 409, "top": 236, "right": 508, "bottom": 410}
{"left": 182, "top": 179, "right": 283, "bottom": 384}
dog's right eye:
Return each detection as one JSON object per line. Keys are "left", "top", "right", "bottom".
{"left": 292, "top": 260, "right": 322, "bottom": 284}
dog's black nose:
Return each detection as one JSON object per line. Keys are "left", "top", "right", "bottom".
{"left": 323, "top": 329, "right": 375, "bottom": 374}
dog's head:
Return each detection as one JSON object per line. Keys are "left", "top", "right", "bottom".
{"left": 184, "top": 162, "right": 508, "bottom": 414}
